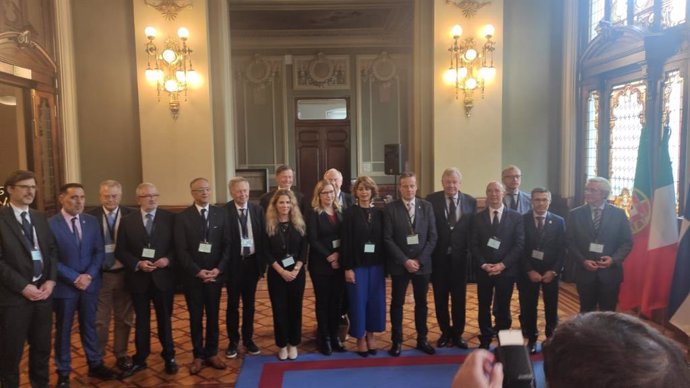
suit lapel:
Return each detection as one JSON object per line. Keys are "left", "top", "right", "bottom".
{"left": 0, "top": 208, "right": 33, "bottom": 254}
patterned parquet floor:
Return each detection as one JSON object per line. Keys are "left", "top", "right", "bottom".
{"left": 18, "top": 277, "right": 684, "bottom": 387}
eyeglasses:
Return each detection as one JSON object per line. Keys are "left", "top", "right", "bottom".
{"left": 12, "top": 184, "right": 36, "bottom": 190}
{"left": 503, "top": 175, "right": 521, "bottom": 179}
{"left": 320, "top": 190, "right": 335, "bottom": 195}
{"left": 138, "top": 194, "right": 160, "bottom": 199}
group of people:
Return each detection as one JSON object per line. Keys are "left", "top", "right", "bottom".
{"left": 0, "top": 162, "right": 636, "bottom": 388}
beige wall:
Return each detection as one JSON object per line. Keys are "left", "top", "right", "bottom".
{"left": 433, "top": 0, "right": 504, "bottom": 197}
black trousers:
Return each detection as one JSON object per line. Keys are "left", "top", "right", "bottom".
{"left": 131, "top": 285, "right": 175, "bottom": 365}
{"left": 311, "top": 272, "right": 345, "bottom": 341}
{"left": 0, "top": 299, "right": 52, "bottom": 388}
{"left": 267, "top": 267, "right": 306, "bottom": 348}
{"left": 431, "top": 255, "right": 467, "bottom": 337}
{"left": 226, "top": 256, "right": 261, "bottom": 346}
{"left": 517, "top": 274, "right": 559, "bottom": 340}
{"left": 184, "top": 281, "right": 223, "bottom": 359}
{"left": 477, "top": 270, "right": 514, "bottom": 341}
{"left": 390, "top": 272, "right": 430, "bottom": 343}
{"left": 576, "top": 276, "right": 620, "bottom": 312}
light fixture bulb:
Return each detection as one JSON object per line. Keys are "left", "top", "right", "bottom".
{"left": 443, "top": 69, "right": 457, "bottom": 85}
{"left": 144, "top": 26, "right": 156, "bottom": 39}
{"left": 480, "top": 66, "right": 496, "bottom": 81}
{"left": 483, "top": 24, "right": 495, "bottom": 38}
{"left": 464, "top": 49, "right": 478, "bottom": 62}
{"left": 177, "top": 27, "right": 190, "bottom": 39}
{"left": 164, "top": 79, "right": 179, "bottom": 92}
{"left": 145, "top": 68, "right": 159, "bottom": 83}
{"left": 186, "top": 70, "right": 201, "bottom": 87}
{"left": 451, "top": 24, "right": 463, "bottom": 38}
{"left": 176, "top": 70, "right": 186, "bottom": 82}
{"left": 162, "top": 49, "right": 177, "bottom": 64}
{"left": 458, "top": 67, "right": 468, "bottom": 79}
{"left": 465, "top": 78, "right": 478, "bottom": 90}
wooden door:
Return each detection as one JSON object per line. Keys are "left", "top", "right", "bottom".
{"left": 295, "top": 121, "right": 350, "bottom": 201}
{"left": 30, "top": 89, "right": 62, "bottom": 213}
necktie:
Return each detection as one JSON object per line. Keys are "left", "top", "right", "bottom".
{"left": 407, "top": 201, "right": 415, "bottom": 225}
{"left": 239, "top": 208, "right": 250, "bottom": 257}
{"left": 145, "top": 213, "right": 153, "bottom": 236}
{"left": 448, "top": 197, "right": 457, "bottom": 227}
{"left": 491, "top": 210, "right": 499, "bottom": 234}
{"left": 20, "top": 211, "right": 34, "bottom": 247}
{"left": 71, "top": 217, "right": 81, "bottom": 243}
{"left": 200, "top": 208, "right": 209, "bottom": 241}
{"left": 510, "top": 194, "right": 518, "bottom": 210}
{"left": 592, "top": 208, "right": 602, "bottom": 234}
{"left": 536, "top": 216, "right": 545, "bottom": 237}
{"left": 107, "top": 211, "right": 116, "bottom": 231}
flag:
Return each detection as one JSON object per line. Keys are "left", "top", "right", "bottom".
{"left": 640, "top": 127, "right": 678, "bottom": 316}
{"left": 618, "top": 126, "right": 652, "bottom": 311}
{"left": 669, "top": 183, "right": 690, "bottom": 334}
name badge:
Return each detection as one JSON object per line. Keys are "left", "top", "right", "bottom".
{"left": 531, "top": 250, "right": 544, "bottom": 260}
{"left": 281, "top": 256, "right": 295, "bottom": 268}
{"left": 487, "top": 238, "right": 501, "bottom": 249}
{"left": 105, "top": 244, "right": 116, "bottom": 254}
{"left": 141, "top": 248, "right": 156, "bottom": 258}
{"left": 31, "top": 249, "right": 43, "bottom": 262}
{"left": 198, "top": 242, "right": 212, "bottom": 253}
{"left": 332, "top": 239, "right": 341, "bottom": 249}
{"left": 364, "top": 243, "right": 376, "bottom": 253}
{"left": 589, "top": 243, "right": 604, "bottom": 253}
{"left": 241, "top": 238, "right": 254, "bottom": 248}
{"left": 407, "top": 234, "right": 419, "bottom": 245}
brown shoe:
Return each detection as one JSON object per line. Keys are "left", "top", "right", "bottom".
{"left": 205, "top": 355, "right": 227, "bottom": 370}
{"left": 189, "top": 358, "right": 204, "bottom": 375}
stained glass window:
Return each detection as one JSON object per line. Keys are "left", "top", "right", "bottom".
{"left": 663, "top": 70, "right": 684, "bottom": 210}
{"left": 590, "top": 0, "right": 605, "bottom": 40}
{"left": 611, "top": 0, "right": 628, "bottom": 26}
{"left": 661, "top": 0, "right": 687, "bottom": 27}
{"left": 586, "top": 91, "right": 600, "bottom": 180}
{"left": 609, "top": 80, "right": 646, "bottom": 199}
{"left": 633, "top": 0, "right": 655, "bottom": 27}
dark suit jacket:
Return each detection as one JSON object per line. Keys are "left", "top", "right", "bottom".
{"left": 338, "top": 192, "right": 355, "bottom": 210}
{"left": 342, "top": 206, "right": 385, "bottom": 270}
{"left": 503, "top": 190, "right": 532, "bottom": 215}
{"left": 225, "top": 201, "right": 265, "bottom": 276}
{"left": 0, "top": 206, "right": 58, "bottom": 306}
{"left": 521, "top": 211, "right": 565, "bottom": 275}
{"left": 116, "top": 208, "right": 176, "bottom": 293}
{"left": 471, "top": 207, "right": 525, "bottom": 277}
{"left": 383, "top": 198, "right": 437, "bottom": 276}
{"left": 49, "top": 213, "right": 104, "bottom": 298}
{"left": 261, "top": 223, "right": 308, "bottom": 267}
{"left": 175, "top": 205, "right": 231, "bottom": 286}
{"left": 566, "top": 203, "right": 633, "bottom": 284}
{"left": 307, "top": 209, "right": 343, "bottom": 276}
{"left": 426, "top": 191, "right": 476, "bottom": 275}
{"left": 87, "top": 206, "right": 135, "bottom": 270}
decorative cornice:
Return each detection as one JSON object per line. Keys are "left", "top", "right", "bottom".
{"left": 446, "top": 0, "right": 491, "bottom": 18}
{"left": 144, "top": 0, "right": 193, "bottom": 21}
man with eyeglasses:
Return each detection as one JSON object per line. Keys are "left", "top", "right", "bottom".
{"left": 117, "top": 183, "right": 178, "bottom": 377}
{"left": 567, "top": 177, "right": 632, "bottom": 312}
{"left": 501, "top": 165, "right": 531, "bottom": 215}
{"left": 0, "top": 170, "right": 57, "bottom": 388}
{"left": 175, "top": 177, "right": 231, "bottom": 374}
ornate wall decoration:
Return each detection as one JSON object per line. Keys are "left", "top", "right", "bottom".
{"left": 446, "top": 0, "right": 491, "bottom": 18}
{"left": 241, "top": 54, "right": 280, "bottom": 87}
{"left": 144, "top": 0, "right": 193, "bottom": 21}
{"left": 293, "top": 53, "right": 350, "bottom": 90}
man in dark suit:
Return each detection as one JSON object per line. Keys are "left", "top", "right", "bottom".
{"left": 518, "top": 188, "right": 565, "bottom": 353}
{"left": 259, "top": 165, "right": 305, "bottom": 212}
{"left": 49, "top": 183, "right": 117, "bottom": 387}
{"left": 175, "top": 177, "right": 230, "bottom": 374}
{"left": 384, "top": 171, "right": 438, "bottom": 356}
{"left": 502, "top": 165, "right": 531, "bottom": 214}
{"left": 224, "top": 177, "right": 265, "bottom": 359}
{"left": 472, "top": 181, "right": 524, "bottom": 349}
{"left": 324, "top": 168, "right": 354, "bottom": 210}
{"left": 0, "top": 170, "right": 57, "bottom": 388}
{"left": 426, "top": 167, "right": 475, "bottom": 349}
{"left": 88, "top": 179, "right": 135, "bottom": 372}
{"left": 567, "top": 177, "right": 633, "bottom": 312}
{"left": 117, "top": 182, "right": 178, "bottom": 377}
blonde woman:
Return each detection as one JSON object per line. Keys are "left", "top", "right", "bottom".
{"left": 307, "top": 180, "right": 345, "bottom": 355}
{"left": 262, "top": 190, "right": 307, "bottom": 361}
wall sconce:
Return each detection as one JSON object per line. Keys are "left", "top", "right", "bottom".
{"left": 143, "top": 26, "right": 200, "bottom": 119}
{"left": 444, "top": 24, "right": 496, "bottom": 117}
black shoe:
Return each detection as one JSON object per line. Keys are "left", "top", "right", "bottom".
{"left": 331, "top": 338, "right": 346, "bottom": 353}
{"left": 88, "top": 364, "right": 118, "bottom": 380}
{"left": 416, "top": 340, "right": 436, "bottom": 355}
{"left": 436, "top": 333, "right": 450, "bottom": 348}
{"left": 245, "top": 341, "right": 261, "bottom": 355}
{"left": 121, "top": 363, "right": 147, "bottom": 378}
{"left": 320, "top": 338, "right": 333, "bottom": 356}
{"left": 57, "top": 374, "right": 70, "bottom": 388}
{"left": 388, "top": 342, "right": 402, "bottom": 357}
{"left": 478, "top": 339, "right": 491, "bottom": 350}
{"left": 527, "top": 340, "right": 538, "bottom": 354}
{"left": 225, "top": 343, "right": 238, "bottom": 359}
{"left": 165, "top": 358, "right": 179, "bottom": 374}
{"left": 368, "top": 349, "right": 378, "bottom": 356}
{"left": 116, "top": 356, "right": 133, "bottom": 371}
{"left": 454, "top": 337, "right": 469, "bottom": 349}
{"left": 356, "top": 350, "right": 369, "bottom": 358}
